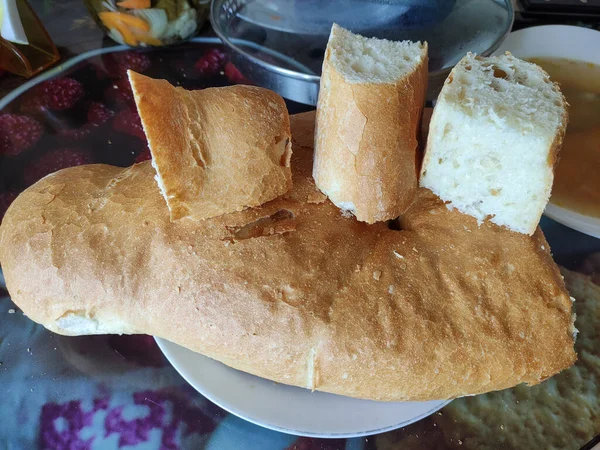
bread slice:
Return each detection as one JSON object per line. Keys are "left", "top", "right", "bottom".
{"left": 0, "top": 112, "right": 576, "bottom": 402}
{"left": 420, "top": 52, "right": 567, "bottom": 235}
{"left": 128, "top": 71, "right": 292, "bottom": 221}
{"left": 313, "top": 24, "right": 428, "bottom": 224}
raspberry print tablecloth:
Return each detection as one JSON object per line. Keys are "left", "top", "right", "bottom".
{"left": 1, "top": 14, "right": 600, "bottom": 450}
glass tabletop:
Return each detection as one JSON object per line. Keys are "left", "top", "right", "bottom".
{"left": 1, "top": 3, "right": 600, "bottom": 449}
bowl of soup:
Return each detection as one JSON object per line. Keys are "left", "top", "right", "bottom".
{"left": 494, "top": 25, "right": 600, "bottom": 238}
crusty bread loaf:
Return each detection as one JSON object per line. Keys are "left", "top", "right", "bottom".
{"left": 0, "top": 112, "right": 575, "bottom": 402}
{"left": 313, "top": 24, "right": 428, "bottom": 224}
{"left": 431, "top": 268, "right": 599, "bottom": 450}
{"left": 128, "top": 71, "right": 292, "bottom": 221}
{"left": 420, "top": 52, "right": 567, "bottom": 235}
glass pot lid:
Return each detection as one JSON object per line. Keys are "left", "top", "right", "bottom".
{"left": 212, "top": 0, "right": 514, "bottom": 104}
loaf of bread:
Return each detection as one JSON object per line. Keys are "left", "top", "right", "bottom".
{"left": 420, "top": 52, "right": 567, "bottom": 235}
{"left": 313, "top": 24, "right": 428, "bottom": 224}
{"left": 0, "top": 112, "right": 575, "bottom": 402}
{"left": 128, "top": 71, "right": 292, "bottom": 221}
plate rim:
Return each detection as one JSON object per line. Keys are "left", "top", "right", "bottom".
{"left": 154, "top": 336, "right": 451, "bottom": 438}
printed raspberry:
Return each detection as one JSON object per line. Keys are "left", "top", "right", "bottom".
{"left": 21, "top": 78, "right": 84, "bottom": 113}
{"left": 224, "top": 62, "right": 251, "bottom": 84}
{"left": 135, "top": 145, "right": 152, "bottom": 163}
{"left": 57, "top": 126, "right": 92, "bottom": 141}
{"left": 104, "top": 78, "right": 135, "bottom": 108}
{"left": 0, "top": 114, "right": 44, "bottom": 156}
{"left": 194, "top": 48, "right": 227, "bottom": 76}
{"left": 113, "top": 109, "right": 146, "bottom": 140}
{"left": 25, "top": 148, "right": 92, "bottom": 186}
{"left": 103, "top": 51, "right": 151, "bottom": 79}
{"left": 87, "top": 102, "right": 114, "bottom": 126}
{"left": 0, "top": 191, "right": 17, "bottom": 219}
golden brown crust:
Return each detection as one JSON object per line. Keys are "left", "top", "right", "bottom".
{"left": 547, "top": 111, "right": 568, "bottom": 168}
{"left": 129, "top": 71, "right": 292, "bottom": 221}
{"left": 313, "top": 44, "right": 428, "bottom": 224}
{"left": 0, "top": 112, "right": 575, "bottom": 401}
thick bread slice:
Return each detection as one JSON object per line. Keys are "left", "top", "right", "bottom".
{"left": 420, "top": 52, "right": 567, "bottom": 235}
{"left": 128, "top": 71, "right": 292, "bottom": 221}
{"left": 313, "top": 24, "right": 428, "bottom": 224}
{"left": 0, "top": 113, "right": 575, "bottom": 402}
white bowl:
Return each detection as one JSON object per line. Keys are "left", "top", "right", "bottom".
{"left": 494, "top": 25, "right": 600, "bottom": 239}
{"left": 495, "top": 25, "right": 600, "bottom": 61}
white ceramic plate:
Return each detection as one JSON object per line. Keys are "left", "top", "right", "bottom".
{"left": 155, "top": 337, "right": 450, "bottom": 438}
{"left": 493, "top": 25, "right": 600, "bottom": 239}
